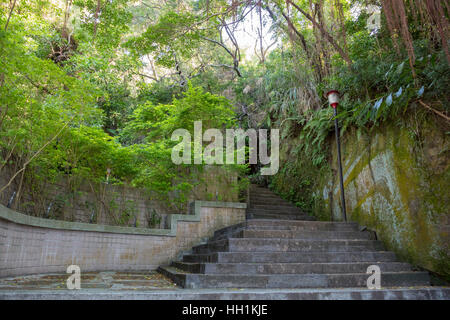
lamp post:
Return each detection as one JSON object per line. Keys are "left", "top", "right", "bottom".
{"left": 327, "top": 90, "right": 347, "bottom": 222}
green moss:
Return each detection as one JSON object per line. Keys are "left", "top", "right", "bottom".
{"left": 271, "top": 112, "right": 449, "bottom": 279}
{"left": 331, "top": 116, "right": 449, "bottom": 279}
{"left": 386, "top": 125, "right": 449, "bottom": 276}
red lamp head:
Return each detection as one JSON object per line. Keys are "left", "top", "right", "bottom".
{"left": 326, "top": 90, "right": 340, "bottom": 108}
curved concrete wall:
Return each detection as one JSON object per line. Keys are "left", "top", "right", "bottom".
{"left": 0, "top": 201, "right": 246, "bottom": 278}
{"left": 0, "top": 165, "right": 239, "bottom": 228}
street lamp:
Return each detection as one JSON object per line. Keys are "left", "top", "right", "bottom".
{"left": 327, "top": 90, "right": 347, "bottom": 222}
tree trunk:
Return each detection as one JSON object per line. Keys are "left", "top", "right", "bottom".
{"left": 287, "top": 0, "right": 352, "bottom": 66}
{"left": 93, "top": 0, "right": 102, "bottom": 38}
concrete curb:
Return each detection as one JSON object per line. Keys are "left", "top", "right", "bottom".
{"left": 1, "top": 287, "right": 449, "bottom": 300}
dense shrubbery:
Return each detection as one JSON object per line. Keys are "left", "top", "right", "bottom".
{"left": 0, "top": 0, "right": 448, "bottom": 220}
{"left": 0, "top": 0, "right": 252, "bottom": 216}
{"left": 229, "top": 2, "right": 449, "bottom": 215}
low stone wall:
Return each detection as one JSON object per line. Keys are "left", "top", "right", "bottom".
{"left": 0, "top": 165, "right": 239, "bottom": 229}
{"left": 0, "top": 201, "right": 246, "bottom": 278}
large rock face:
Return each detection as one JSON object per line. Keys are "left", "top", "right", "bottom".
{"left": 321, "top": 117, "right": 449, "bottom": 278}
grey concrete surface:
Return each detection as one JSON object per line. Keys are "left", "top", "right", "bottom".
{"left": 1, "top": 287, "right": 449, "bottom": 300}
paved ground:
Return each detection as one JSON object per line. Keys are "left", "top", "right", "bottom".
{"left": 0, "top": 271, "right": 177, "bottom": 291}
{"left": 0, "top": 272, "right": 449, "bottom": 300}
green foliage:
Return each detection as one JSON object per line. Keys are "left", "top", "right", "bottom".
{"left": 235, "top": 2, "right": 449, "bottom": 230}
{"left": 235, "top": 50, "right": 317, "bottom": 123}
{"left": 64, "top": 42, "right": 141, "bottom": 134}
{"left": 0, "top": 1, "right": 246, "bottom": 218}
{"left": 147, "top": 209, "right": 162, "bottom": 228}
{"left": 73, "top": 0, "right": 132, "bottom": 49}
{"left": 269, "top": 142, "right": 331, "bottom": 219}
{"left": 136, "top": 80, "right": 183, "bottom": 105}
{"left": 1, "top": 0, "right": 448, "bottom": 235}
{"left": 126, "top": 11, "right": 201, "bottom": 68}
{"left": 119, "top": 84, "right": 243, "bottom": 206}
{"left": 328, "top": 47, "right": 449, "bottom": 128}
{"left": 121, "top": 83, "right": 235, "bottom": 144}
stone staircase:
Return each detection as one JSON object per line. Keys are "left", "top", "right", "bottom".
{"left": 246, "top": 185, "right": 315, "bottom": 220}
{"left": 158, "top": 185, "right": 435, "bottom": 293}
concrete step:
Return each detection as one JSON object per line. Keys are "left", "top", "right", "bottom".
{"left": 249, "top": 213, "right": 316, "bottom": 220}
{"left": 192, "top": 238, "right": 385, "bottom": 254}
{"left": 249, "top": 210, "right": 307, "bottom": 217}
{"left": 250, "top": 198, "right": 293, "bottom": 206}
{"left": 211, "top": 223, "right": 246, "bottom": 241}
{"left": 250, "top": 198, "right": 294, "bottom": 206}
{"left": 159, "top": 185, "right": 435, "bottom": 291}
{"left": 5, "top": 287, "right": 450, "bottom": 300}
{"left": 249, "top": 186, "right": 278, "bottom": 193}
{"left": 159, "top": 266, "right": 430, "bottom": 289}
{"left": 249, "top": 193, "right": 289, "bottom": 201}
{"left": 249, "top": 195, "right": 289, "bottom": 202}
{"left": 250, "top": 198, "right": 297, "bottom": 208}
{"left": 249, "top": 187, "right": 280, "bottom": 194}
{"left": 248, "top": 207, "right": 304, "bottom": 214}
{"left": 212, "top": 228, "right": 372, "bottom": 241}
{"left": 245, "top": 220, "right": 359, "bottom": 231}
{"left": 238, "top": 229, "right": 374, "bottom": 240}
{"left": 249, "top": 203, "right": 302, "bottom": 212}
{"left": 182, "top": 251, "right": 399, "bottom": 263}
{"left": 172, "top": 261, "right": 415, "bottom": 275}
{"left": 211, "top": 221, "right": 360, "bottom": 241}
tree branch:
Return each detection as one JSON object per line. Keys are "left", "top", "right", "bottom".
{"left": 4, "top": 0, "right": 17, "bottom": 32}
{"left": 201, "top": 36, "right": 242, "bottom": 77}
{"left": 418, "top": 100, "right": 450, "bottom": 122}
{"left": 0, "top": 115, "right": 75, "bottom": 195}
{"left": 287, "top": 0, "right": 352, "bottom": 65}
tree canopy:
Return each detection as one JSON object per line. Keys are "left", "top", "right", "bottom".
{"left": 0, "top": 0, "right": 448, "bottom": 219}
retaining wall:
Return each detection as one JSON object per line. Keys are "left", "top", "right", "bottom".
{"left": 0, "top": 201, "right": 246, "bottom": 278}
{"left": 0, "top": 165, "right": 239, "bottom": 228}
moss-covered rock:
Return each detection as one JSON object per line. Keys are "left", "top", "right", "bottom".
{"left": 321, "top": 115, "right": 450, "bottom": 279}
{"left": 266, "top": 111, "right": 449, "bottom": 279}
